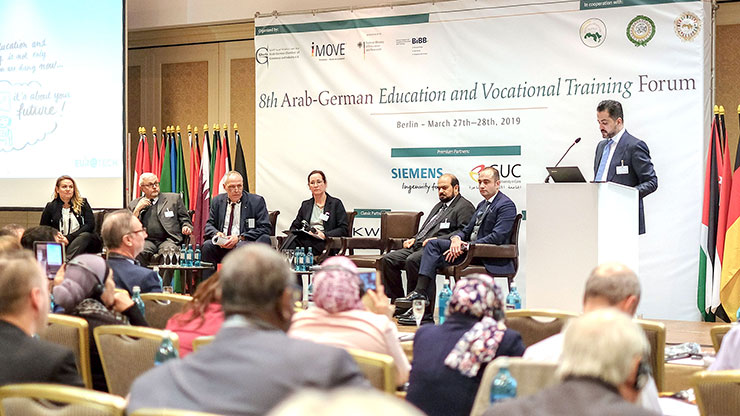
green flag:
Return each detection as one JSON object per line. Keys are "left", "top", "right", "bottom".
{"left": 159, "top": 133, "right": 173, "bottom": 194}
{"left": 209, "top": 129, "right": 220, "bottom": 188}
{"left": 176, "top": 132, "right": 189, "bottom": 209}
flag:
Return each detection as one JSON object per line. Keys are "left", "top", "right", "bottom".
{"left": 222, "top": 124, "right": 232, "bottom": 172}
{"left": 132, "top": 128, "right": 150, "bottom": 199}
{"left": 720, "top": 107, "right": 740, "bottom": 320}
{"left": 157, "top": 129, "right": 166, "bottom": 178}
{"left": 209, "top": 126, "right": 219, "bottom": 188}
{"left": 698, "top": 112, "right": 722, "bottom": 320}
{"left": 176, "top": 129, "right": 189, "bottom": 209}
{"left": 233, "top": 124, "right": 249, "bottom": 192}
{"left": 151, "top": 129, "right": 161, "bottom": 179}
{"left": 188, "top": 128, "right": 201, "bottom": 211}
{"left": 213, "top": 128, "right": 230, "bottom": 197}
{"left": 169, "top": 129, "right": 177, "bottom": 193}
{"left": 193, "top": 130, "right": 211, "bottom": 246}
{"left": 159, "top": 129, "right": 173, "bottom": 194}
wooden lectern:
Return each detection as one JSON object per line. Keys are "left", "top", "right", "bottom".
{"left": 526, "top": 182, "right": 639, "bottom": 312}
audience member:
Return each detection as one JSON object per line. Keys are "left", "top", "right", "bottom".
{"left": 524, "top": 262, "right": 660, "bottom": 412}
{"left": 128, "top": 172, "right": 192, "bottom": 272}
{"left": 406, "top": 274, "right": 525, "bottom": 416}
{"left": 282, "top": 170, "right": 348, "bottom": 255}
{"left": 21, "top": 225, "right": 63, "bottom": 250}
{"left": 102, "top": 209, "right": 162, "bottom": 294}
{"left": 0, "top": 223, "right": 25, "bottom": 242}
{"left": 396, "top": 167, "right": 516, "bottom": 324}
{"left": 201, "top": 171, "right": 271, "bottom": 279}
{"left": 267, "top": 388, "right": 425, "bottom": 416}
{"left": 0, "top": 235, "right": 21, "bottom": 253}
{"left": 52, "top": 254, "right": 148, "bottom": 391}
{"left": 485, "top": 309, "right": 659, "bottom": 416}
{"left": 710, "top": 324, "right": 740, "bottom": 371}
{"left": 40, "top": 175, "right": 102, "bottom": 258}
{"left": 128, "top": 244, "right": 368, "bottom": 415}
{"left": 380, "top": 173, "right": 474, "bottom": 302}
{"left": 289, "top": 256, "right": 410, "bottom": 385}
{"left": 165, "top": 272, "right": 225, "bottom": 357}
{"left": 0, "top": 250, "right": 82, "bottom": 387}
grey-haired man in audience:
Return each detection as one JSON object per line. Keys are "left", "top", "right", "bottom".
{"left": 128, "top": 244, "right": 368, "bottom": 415}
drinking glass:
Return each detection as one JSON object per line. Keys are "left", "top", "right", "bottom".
{"left": 412, "top": 299, "right": 425, "bottom": 327}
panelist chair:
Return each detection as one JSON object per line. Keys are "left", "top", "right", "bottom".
{"left": 439, "top": 213, "right": 522, "bottom": 289}
{"left": 268, "top": 210, "right": 280, "bottom": 249}
{"left": 503, "top": 309, "right": 578, "bottom": 348}
{"left": 340, "top": 211, "right": 423, "bottom": 269}
{"left": 315, "top": 210, "right": 357, "bottom": 263}
{"left": 0, "top": 383, "right": 126, "bottom": 416}
{"left": 38, "top": 314, "right": 93, "bottom": 389}
{"left": 140, "top": 292, "right": 193, "bottom": 329}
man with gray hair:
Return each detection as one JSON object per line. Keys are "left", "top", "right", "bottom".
{"left": 523, "top": 262, "right": 660, "bottom": 411}
{"left": 102, "top": 209, "right": 161, "bottom": 294}
{"left": 129, "top": 172, "right": 192, "bottom": 268}
{"left": 0, "top": 250, "right": 82, "bottom": 386}
{"left": 128, "top": 244, "right": 368, "bottom": 415}
{"left": 485, "top": 309, "right": 659, "bottom": 415}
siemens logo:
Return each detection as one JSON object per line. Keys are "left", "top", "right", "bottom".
{"left": 391, "top": 167, "right": 444, "bottom": 179}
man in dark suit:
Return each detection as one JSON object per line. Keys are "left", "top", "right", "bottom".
{"left": 102, "top": 210, "right": 162, "bottom": 294}
{"left": 594, "top": 100, "right": 658, "bottom": 234}
{"left": 128, "top": 244, "right": 368, "bottom": 415}
{"left": 484, "top": 309, "right": 659, "bottom": 416}
{"left": 379, "top": 173, "right": 474, "bottom": 301}
{"left": 128, "top": 172, "right": 192, "bottom": 266}
{"left": 396, "top": 167, "right": 516, "bottom": 323}
{"left": 202, "top": 171, "right": 271, "bottom": 278}
{"left": 0, "top": 250, "right": 83, "bottom": 387}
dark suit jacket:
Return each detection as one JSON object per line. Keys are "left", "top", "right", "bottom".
{"left": 290, "top": 193, "right": 349, "bottom": 238}
{"left": 454, "top": 191, "right": 517, "bottom": 275}
{"left": 127, "top": 321, "right": 369, "bottom": 415}
{"left": 129, "top": 193, "right": 192, "bottom": 244}
{"left": 415, "top": 194, "right": 475, "bottom": 247}
{"left": 593, "top": 131, "right": 658, "bottom": 234}
{"left": 406, "top": 314, "right": 525, "bottom": 416}
{"left": 204, "top": 191, "right": 271, "bottom": 242}
{"left": 0, "top": 320, "right": 83, "bottom": 387}
{"left": 108, "top": 254, "right": 162, "bottom": 295}
{"left": 484, "top": 376, "right": 660, "bottom": 416}
{"left": 40, "top": 197, "right": 95, "bottom": 242}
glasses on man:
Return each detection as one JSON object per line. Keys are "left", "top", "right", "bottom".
{"left": 143, "top": 182, "right": 160, "bottom": 188}
{"left": 127, "top": 227, "right": 147, "bottom": 236}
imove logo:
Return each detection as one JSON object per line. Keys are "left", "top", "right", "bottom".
{"left": 311, "top": 42, "right": 346, "bottom": 57}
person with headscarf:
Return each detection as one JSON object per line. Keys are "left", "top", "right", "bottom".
{"left": 406, "top": 274, "right": 525, "bottom": 416}
{"left": 166, "top": 272, "right": 225, "bottom": 357}
{"left": 52, "top": 254, "right": 149, "bottom": 391}
{"left": 289, "top": 256, "right": 410, "bottom": 385}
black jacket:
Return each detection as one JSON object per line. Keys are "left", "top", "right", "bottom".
{"left": 290, "top": 193, "right": 349, "bottom": 238}
{"left": 40, "top": 197, "right": 95, "bottom": 242}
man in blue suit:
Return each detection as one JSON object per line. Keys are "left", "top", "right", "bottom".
{"left": 396, "top": 166, "right": 517, "bottom": 323}
{"left": 201, "top": 171, "right": 271, "bottom": 278}
{"left": 102, "top": 210, "right": 162, "bottom": 295}
{"left": 594, "top": 100, "right": 658, "bottom": 234}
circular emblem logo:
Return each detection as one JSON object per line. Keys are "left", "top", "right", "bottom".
{"left": 580, "top": 18, "right": 607, "bottom": 47}
{"left": 627, "top": 15, "right": 656, "bottom": 47}
{"left": 674, "top": 12, "right": 701, "bottom": 41}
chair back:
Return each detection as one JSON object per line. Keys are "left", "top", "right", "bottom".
{"left": 38, "top": 314, "right": 92, "bottom": 389}
{"left": 636, "top": 319, "right": 666, "bottom": 392}
{"left": 0, "top": 383, "right": 126, "bottom": 416}
{"left": 192, "top": 335, "right": 215, "bottom": 352}
{"left": 692, "top": 369, "right": 740, "bottom": 416}
{"left": 508, "top": 213, "right": 522, "bottom": 275}
{"left": 711, "top": 324, "right": 733, "bottom": 353}
{"left": 93, "top": 325, "right": 180, "bottom": 397}
{"left": 268, "top": 210, "right": 280, "bottom": 236}
{"left": 504, "top": 309, "right": 578, "bottom": 348}
{"left": 131, "top": 409, "right": 224, "bottom": 416}
{"left": 140, "top": 293, "right": 193, "bottom": 329}
{"left": 381, "top": 211, "right": 423, "bottom": 241}
{"left": 346, "top": 211, "right": 357, "bottom": 235}
{"left": 470, "top": 357, "right": 558, "bottom": 416}
{"left": 346, "top": 348, "right": 396, "bottom": 394}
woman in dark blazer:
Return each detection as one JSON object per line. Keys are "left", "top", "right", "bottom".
{"left": 406, "top": 274, "right": 525, "bottom": 416}
{"left": 284, "top": 170, "right": 349, "bottom": 254}
{"left": 40, "top": 175, "right": 101, "bottom": 259}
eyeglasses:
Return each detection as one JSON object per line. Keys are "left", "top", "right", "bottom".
{"left": 127, "top": 227, "right": 147, "bottom": 236}
{"left": 142, "top": 182, "right": 160, "bottom": 188}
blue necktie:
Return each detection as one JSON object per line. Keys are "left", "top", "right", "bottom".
{"left": 595, "top": 139, "right": 613, "bottom": 181}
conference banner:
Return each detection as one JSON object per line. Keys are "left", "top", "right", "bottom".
{"left": 255, "top": 0, "right": 711, "bottom": 320}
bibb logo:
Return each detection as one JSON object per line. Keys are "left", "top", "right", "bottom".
{"left": 411, "top": 37, "right": 427, "bottom": 44}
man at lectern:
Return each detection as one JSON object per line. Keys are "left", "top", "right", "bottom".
{"left": 594, "top": 100, "right": 657, "bottom": 234}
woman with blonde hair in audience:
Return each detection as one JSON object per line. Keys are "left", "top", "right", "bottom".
{"left": 165, "top": 271, "right": 225, "bottom": 357}
{"left": 289, "top": 256, "right": 410, "bottom": 385}
{"left": 40, "top": 175, "right": 101, "bottom": 259}
{"left": 406, "top": 274, "right": 525, "bottom": 416}
{"left": 52, "top": 254, "right": 148, "bottom": 391}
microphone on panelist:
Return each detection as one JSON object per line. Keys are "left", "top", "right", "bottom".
{"left": 545, "top": 137, "right": 581, "bottom": 183}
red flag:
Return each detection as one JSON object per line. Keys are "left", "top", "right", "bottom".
{"left": 188, "top": 128, "right": 201, "bottom": 211}
{"left": 720, "top": 108, "right": 740, "bottom": 318}
{"left": 132, "top": 129, "right": 151, "bottom": 199}
{"left": 151, "top": 129, "right": 161, "bottom": 179}
{"left": 699, "top": 116, "right": 722, "bottom": 319}
{"left": 193, "top": 132, "right": 211, "bottom": 246}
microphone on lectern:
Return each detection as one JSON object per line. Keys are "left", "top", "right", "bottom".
{"left": 544, "top": 137, "right": 581, "bottom": 183}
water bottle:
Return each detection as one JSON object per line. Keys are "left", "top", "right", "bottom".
{"left": 194, "top": 244, "right": 201, "bottom": 266}
{"left": 736, "top": 306, "right": 740, "bottom": 323}
{"left": 132, "top": 286, "right": 146, "bottom": 316}
{"left": 153, "top": 266, "right": 163, "bottom": 290}
{"left": 505, "top": 282, "right": 522, "bottom": 310}
{"left": 490, "top": 358, "right": 518, "bottom": 403}
{"left": 179, "top": 245, "right": 186, "bottom": 266}
{"left": 306, "top": 247, "right": 314, "bottom": 269}
{"left": 296, "top": 247, "right": 305, "bottom": 272}
{"left": 438, "top": 279, "right": 452, "bottom": 324}
{"left": 49, "top": 293, "right": 55, "bottom": 313}
{"left": 154, "top": 329, "right": 179, "bottom": 365}
{"left": 186, "top": 244, "right": 194, "bottom": 267}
